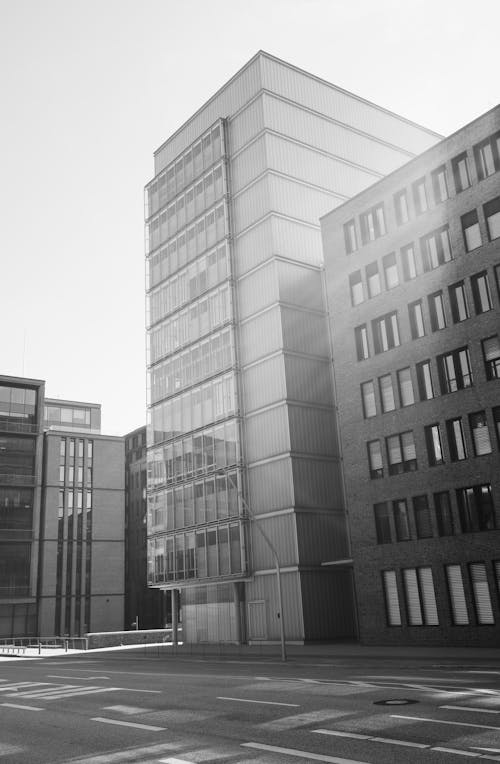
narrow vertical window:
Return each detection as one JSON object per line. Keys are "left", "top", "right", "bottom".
{"left": 368, "top": 440, "right": 384, "bottom": 479}
{"left": 446, "top": 564, "right": 469, "bottom": 625}
{"left": 425, "top": 424, "right": 444, "bottom": 466}
{"left": 383, "top": 252, "right": 399, "bottom": 290}
{"left": 469, "top": 411, "right": 492, "bottom": 456}
{"left": 379, "top": 374, "right": 396, "bottom": 413}
{"left": 462, "top": 210, "right": 482, "bottom": 252}
{"left": 349, "top": 270, "right": 364, "bottom": 306}
{"left": 409, "top": 300, "right": 425, "bottom": 339}
{"left": 434, "top": 492, "right": 454, "bottom": 536}
{"left": 382, "top": 570, "right": 402, "bottom": 626}
{"left": 416, "top": 360, "right": 434, "bottom": 401}
{"left": 401, "top": 243, "right": 418, "bottom": 280}
{"left": 482, "top": 336, "right": 500, "bottom": 380}
{"left": 361, "top": 381, "right": 376, "bottom": 418}
{"left": 397, "top": 367, "right": 414, "bottom": 407}
{"left": 403, "top": 568, "right": 423, "bottom": 625}
{"left": 449, "top": 281, "right": 469, "bottom": 323}
{"left": 413, "top": 178, "right": 428, "bottom": 214}
{"left": 431, "top": 165, "right": 449, "bottom": 203}
{"left": 344, "top": 219, "right": 358, "bottom": 254}
{"left": 469, "top": 563, "right": 495, "bottom": 624}
{"left": 394, "top": 189, "right": 409, "bottom": 225}
{"left": 393, "top": 500, "right": 411, "bottom": 541}
{"left": 366, "top": 261, "right": 381, "bottom": 297}
{"left": 446, "top": 417, "right": 467, "bottom": 461}
{"left": 484, "top": 196, "right": 500, "bottom": 241}
{"left": 471, "top": 272, "right": 492, "bottom": 314}
{"left": 374, "top": 502, "right": 392, "bottom": 543}
{"left": 355, "top": 324, "right": 370, "bottom": 361}
{"left": 413, "top": 496, "right": 433, "bottom": 538}
{"left": 452, "top": 152, "right": 471, "bottom": 193}
{"left": 428, "top": 291, "right": 446, "bottom": 331}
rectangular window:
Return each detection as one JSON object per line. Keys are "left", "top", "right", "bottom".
{"left": 366, "top": 261, "right": 382, "bottom": 297}
{"left": 416, "top": 360, "right": 434, "bottom": 401}
{"left": 413, "top": 177, "right": 428, "bottom": 214}
{"left": 386, "top": 431, "right": 417, "bottom": 475}
{"left": 425, "top": 424, "right": 444, "bottom": 466}
{"left": 471, "top": 271, "right": 492, "bottom": 314}
{"left": 355, "top": 324, "right": 370, "bottom": 361}
{"left": 437, "top": 347, "right": 473, "bottom": 393}
{"left": 374, "top": 502, "right": 391, "bottom": 543}
{"left": 431, "top": 165, "right": 449, "bottom": 204}
{"left": 446, "top": 417, "right": 467, "bottom": 461}
{"left": 344, "top": 219, "right": 358, "bottom": 254}
{"left": 409, "top": 300, "right": 425, "bottom": 339}
{"left": 413, "top": 495, "right": 433, "bottom": 539}
{"left": 446, "top": 564, "right": 469, "bottom": 625}
{"left": 393, "top": 500, "right": 411, "bottom": 541}
{"left": 452, "top": 152, "right": 471, "bottom": 193}
{"left": 382, "top": 570, "right": 402, "bottom": 626}
{"left": 372, "top": 312, "right": 400, "bottom": 354}
{"left": 394, "top": 189, "right": 409, "bottom": 226}
{"left": 469, "top": 411, "right": 492, "bottom": 456}
{"left": 449, "top": 281, "right": 469, "bottom": 323}
{"left": 379, "top": 374, "right": 396, "bottom": 413}
{"left": 469, "top": 563, "right": 495, "bottom": 624}
{"left": 361, "top": 381, "right": 376, "bottom": 418}
{"left": 484, "top": 196, "right": 500, "bottom": 241}
{"left": 360, "top": 203, "right": 386, "bottom": 244}
{"left": 474, "top": 132, "right": 500, "bottom": 180}
{"left": 435, "top": 492, "right": 454, "bottom": 536}
{"left": 493, "top": 407, "right": 500, "bottom": 449}
{"left": 349, "top": 270, "right": 364, "bottom": 306}
{"left": 457, "top": 484, "right": 495, "bottom": 533}
{"left": 428, "top": 291, "right": 446, "bottom": 331}
{"left": 403, "top": 567, "right": 439, "bottom": 626}
{"left": 482, "top": 336, "right": 500, "bottom": 380}
{"left": 401, "top": 243, "right": 418, "bottom": 280}
{"left": 368, "top": 440, "right": 384, "bottom": 479}
{"left": 383, "top": 252, "right": 399, "bottom": 290}
{"left": 462, "top": 209, "right": 482, "bottom": 252}
{"left": 421, "top": 226, "right": 452, "bottom": 271}
{"left": 397, "top": 367, "right": 414, "bottom": 407}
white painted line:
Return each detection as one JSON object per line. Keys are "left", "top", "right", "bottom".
{"left": 391, "top": 714, "right": 500, "bottom": 731}
{"left": 217, "top": 696, "right": 299, "bottom": 707}
{"left": 31, "top": 688, "right": 120, "bottom": 700}
{"left": 259, "top": 709, "right": 349, "bottom": 730}
{"left": 431, "top": 747, "right": 480, "bottom": 758}
{"left": 102, "top": 705, "right": 148, "bottom": 715}
{"left": 158, "top": 759, "right": 193, "bottom": 764}
{"left": 314, "top": 730, "right": 370, "bottom": 741}
{"left": 470, "top": 747, "right": 500, "bottom": 753}
{"left": 12, "top": 684, "right": 81, "bottom": 697}
{"left": 241, "top": 742, "right": 371, "bottom": 763}
{"left": 1, "top": 702, "right": 43, "bottom": 711}
{"left": 116, "top": 687, "right": 161, "bottom": 693}
{"left": 314, "top": 729, "right": 428, "bottom": 749}
{"left": 91, "top": 716, "right": 165, "bottom": 731}
{"left": 47, "top": 675, "right": 110, "bottom": 680}
{"left": 0, "top": 682, "right": 51, "bottom": 691}
{"left": 440, "top": 705, "right": 500, "bottom": 714}
{"left": 51, "top": 742, "right": 183, "bottom": 764}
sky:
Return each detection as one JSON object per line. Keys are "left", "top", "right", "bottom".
{"left": 0, "top": 0, "right": 498, "bottom": 436}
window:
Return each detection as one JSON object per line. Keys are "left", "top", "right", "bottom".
{"left": 366, "top": 261, "right": 381, "bottom": 297}
{"left": 425, "top": 424, "right": 444, "bottom": 466}
{"left": 412, "top": 177, "right": 428, "bottom": 214}
{"left": 421, "top": 226, "right": 452, "bottom": 271}
{"left": 416, "top": 360, "right": 434, "bottom": 400}
{"left": 386, "top": 431, "right": 417, "bottom": 475}
{"left": 474, "top": 131, "right": 500, "bottom": 180}
{"left": 382, "top": 570, "right": 402, "bottom": 626}
{"left": 374, "top": 502, "right": 391, "bottom": 543}
{"left": 446, "top": 564, "right": 469, "bottom": 625}
{"left": 482, "top": 336, "right": 500, "bottom": 380}
{"left": 368, "top": 440, "right": 384, "bottom": 479}
{"left": 484, "top": 196, "right": 500, "bottom": 241}
{"left": 361, "top": 381, "right": 376, "bottom": 418}
{"left": 394, "top": 189, "right": 409, "bottom": 225}
{"left": 360, "top": 203, "right": 386, "bottom": 244}
{"left": 446, "top": 417, "right": 467, "bottom": 461}
{"left": 434, "top": 492, "right": 454, "bottom": 536}
{"left": 344, "top": 219, "right": 358, "bottom": 254}
{"left": 431, "top": 165, "right": 449, "bottom": 203}
{"left": 437, "top": 347, "right": 473, "bottom": 393}
{"left": 401, "top": 243, "right": 418, "bottom": 280}
{"left": 471, "top": 271, "right": 492, "bottom": 313}
{"left": 457, "top": 484, "right": 495, "bottom": 532}
{"left": 349, "top": 270, "right": 364, "bottom": 306}
{"left": 372, "top": 312, "right": 400, "bottom": 353}
{"left": 397, "top": 367, "right": 414, "bottom": 407}
{"left": 413, "top": 495, "right": 433, "bottom": 538}
{"left": 379, "top": 374, "right": 396, "bottom": 413}
{"left": 403, "top": 567, "right": 439, "bottom": 625}
{"left": 469, "top": 563, "right": 495, "bottom": 624}
{"left": 428, "top": 291, "right": 446, "bottom": 331}
{"left": 383, "top": 252, "right": 399, "bottom": 289}
{"left": 449, "top": 281, "right": 469, "bottom": 323}
{"left": 409, "top": 300, "right": 425, "bottom": 339}
{"left": 493, "top": 407, "right": 500, "bottom": 449}
{"left": 469, "top": 411, "right": 492, "bottom": 456}
{"left": 461, "top": 209, "right": 482, "bottom": 252}
{"left": 452, "top": 152, "right": 471, "bottom": 193}
{"left": 355, "top": 324, "right": 370, "bottom": 361}
{"left": 393, "top": 500, "right": 411, "bottom": 541}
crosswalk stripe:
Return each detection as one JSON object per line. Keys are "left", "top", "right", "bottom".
{"left": 91, "top": 717, "right": 166, "bottom": 731}
{"left": 242, "top": 742, "right": 371, "bottom": 763}
{"left": 11, "top": 684, "right": 81, "bottom": 697}
{"left": 259, "top": 709, "right": 349, "bottom": 730}
{"left": 1, "top": 702, "right": 43, "bottom": 712}
{"left": 0, "top": 682, "right": 51, "bottom": 691}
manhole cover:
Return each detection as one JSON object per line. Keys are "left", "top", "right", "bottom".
{"left": 374, "top": 699, "right": 418, "bottom": 706}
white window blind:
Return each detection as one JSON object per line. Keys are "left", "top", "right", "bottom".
{"left": 380, "top": 375, "right": 395, "bottom": 412}
{"left": 446, "top": 564, "right": 469, "bottom": 625}
{"left": 418, "top": 567, "right": 439, "bottom": 625}
{"left": 403, "top": 568, "right": 423, "bottom": 625}
{"left": 469, "top": 563, "right": 495, "bottom": 625}
{"left": 382, "top": 570, "right": 401, "bottom": 626}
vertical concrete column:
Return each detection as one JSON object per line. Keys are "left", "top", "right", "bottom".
{"left": 171, "top": 589, "right": 178, "bottom": 646}
{"left": 233, "top": 582, "right": 241, "bottom": 645}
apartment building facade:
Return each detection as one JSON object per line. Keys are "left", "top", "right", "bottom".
{"left": 144, "top": 51, "right": 440, "bottom": 643}
{"left": 321, "top": 105, "right": 500, "bottom": 645}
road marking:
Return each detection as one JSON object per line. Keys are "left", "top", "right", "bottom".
{"left": 0, "top": 682, "right": 51, "bottom": 691}
{"left": 158, "top": 759, "right": 193, "bottom": 764}
{"left": 47, "top": 675, "right": 110, "bottom": 680}
{"left": 471, "top": 747, "right": 500, "bottom": 753}
{"left": 1, "top": 702, "right": 43, "bottom": 711}
{"left": 91, "top": 716, "right": 166, "bottom": 731}
{"left": 391, "top": 714, "right": 500, "bottom": 731}
{"left": 242, "top": 742, "right": 371, "bottom": 763}
{"left": 440, "top": 705, "right": 500, "bottom": 714}
{"left": 103, "top": 705, "right": 149, "bottom": 714}
{"left": 22, "top": 687, "right": 121, "bottom": 700}
{"left": 314, "top": 729, "right": 429, "bottom": 749}
{"left": 431, "top": 747, "right": 480, "bottom": 758}
{"left": 259, "top": 709, "right": 349, "bottom": 730}
{"left": 55, "top": 742, "right": 184, "bottom": 763}
{"left": 217, "top": 696, "right": 300, "bottom": 707}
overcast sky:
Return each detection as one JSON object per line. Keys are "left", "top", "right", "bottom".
{"left": 1, "top": 0, "right": 498, "bottom": 436}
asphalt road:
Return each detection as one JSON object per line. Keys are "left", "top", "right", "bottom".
{"left": 1, "top": 648, "right": 500, "bottom": 763}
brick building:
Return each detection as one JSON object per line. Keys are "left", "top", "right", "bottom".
{"left": 321, "top": 105, "right": 500, "bottom": 646}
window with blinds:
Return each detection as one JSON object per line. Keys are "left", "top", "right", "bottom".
{"left": 469, "top": 411, "right": 492, "bottom": 456}
{"left": 397, "top": 367, "right": 414, "bottom": 407}
{"left": 482, "top": 336, "right": 500, "bottom": 380}
{"left": 446, "top": 564, "right": 469, "bottom": 625}
{"left": 361, "top": 380, "right": 376, "bottom": 418}
{"left": 469, "top": 563, "right": 495, "bottom": 625}
{"left": 403, "top": 567, "right": 439, "bottom": 626}
{"left": 379, "top": 374, "right": 396, "bottom": 412}
{"left": 382, "top": 570, "right": 402, "bottom": 626}
{"left": 368, "top": 440, "right": 384, "bottom": 479}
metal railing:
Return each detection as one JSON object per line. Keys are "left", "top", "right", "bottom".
{"left": 0, "top": 637, "right": 88, "bottom": 654}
